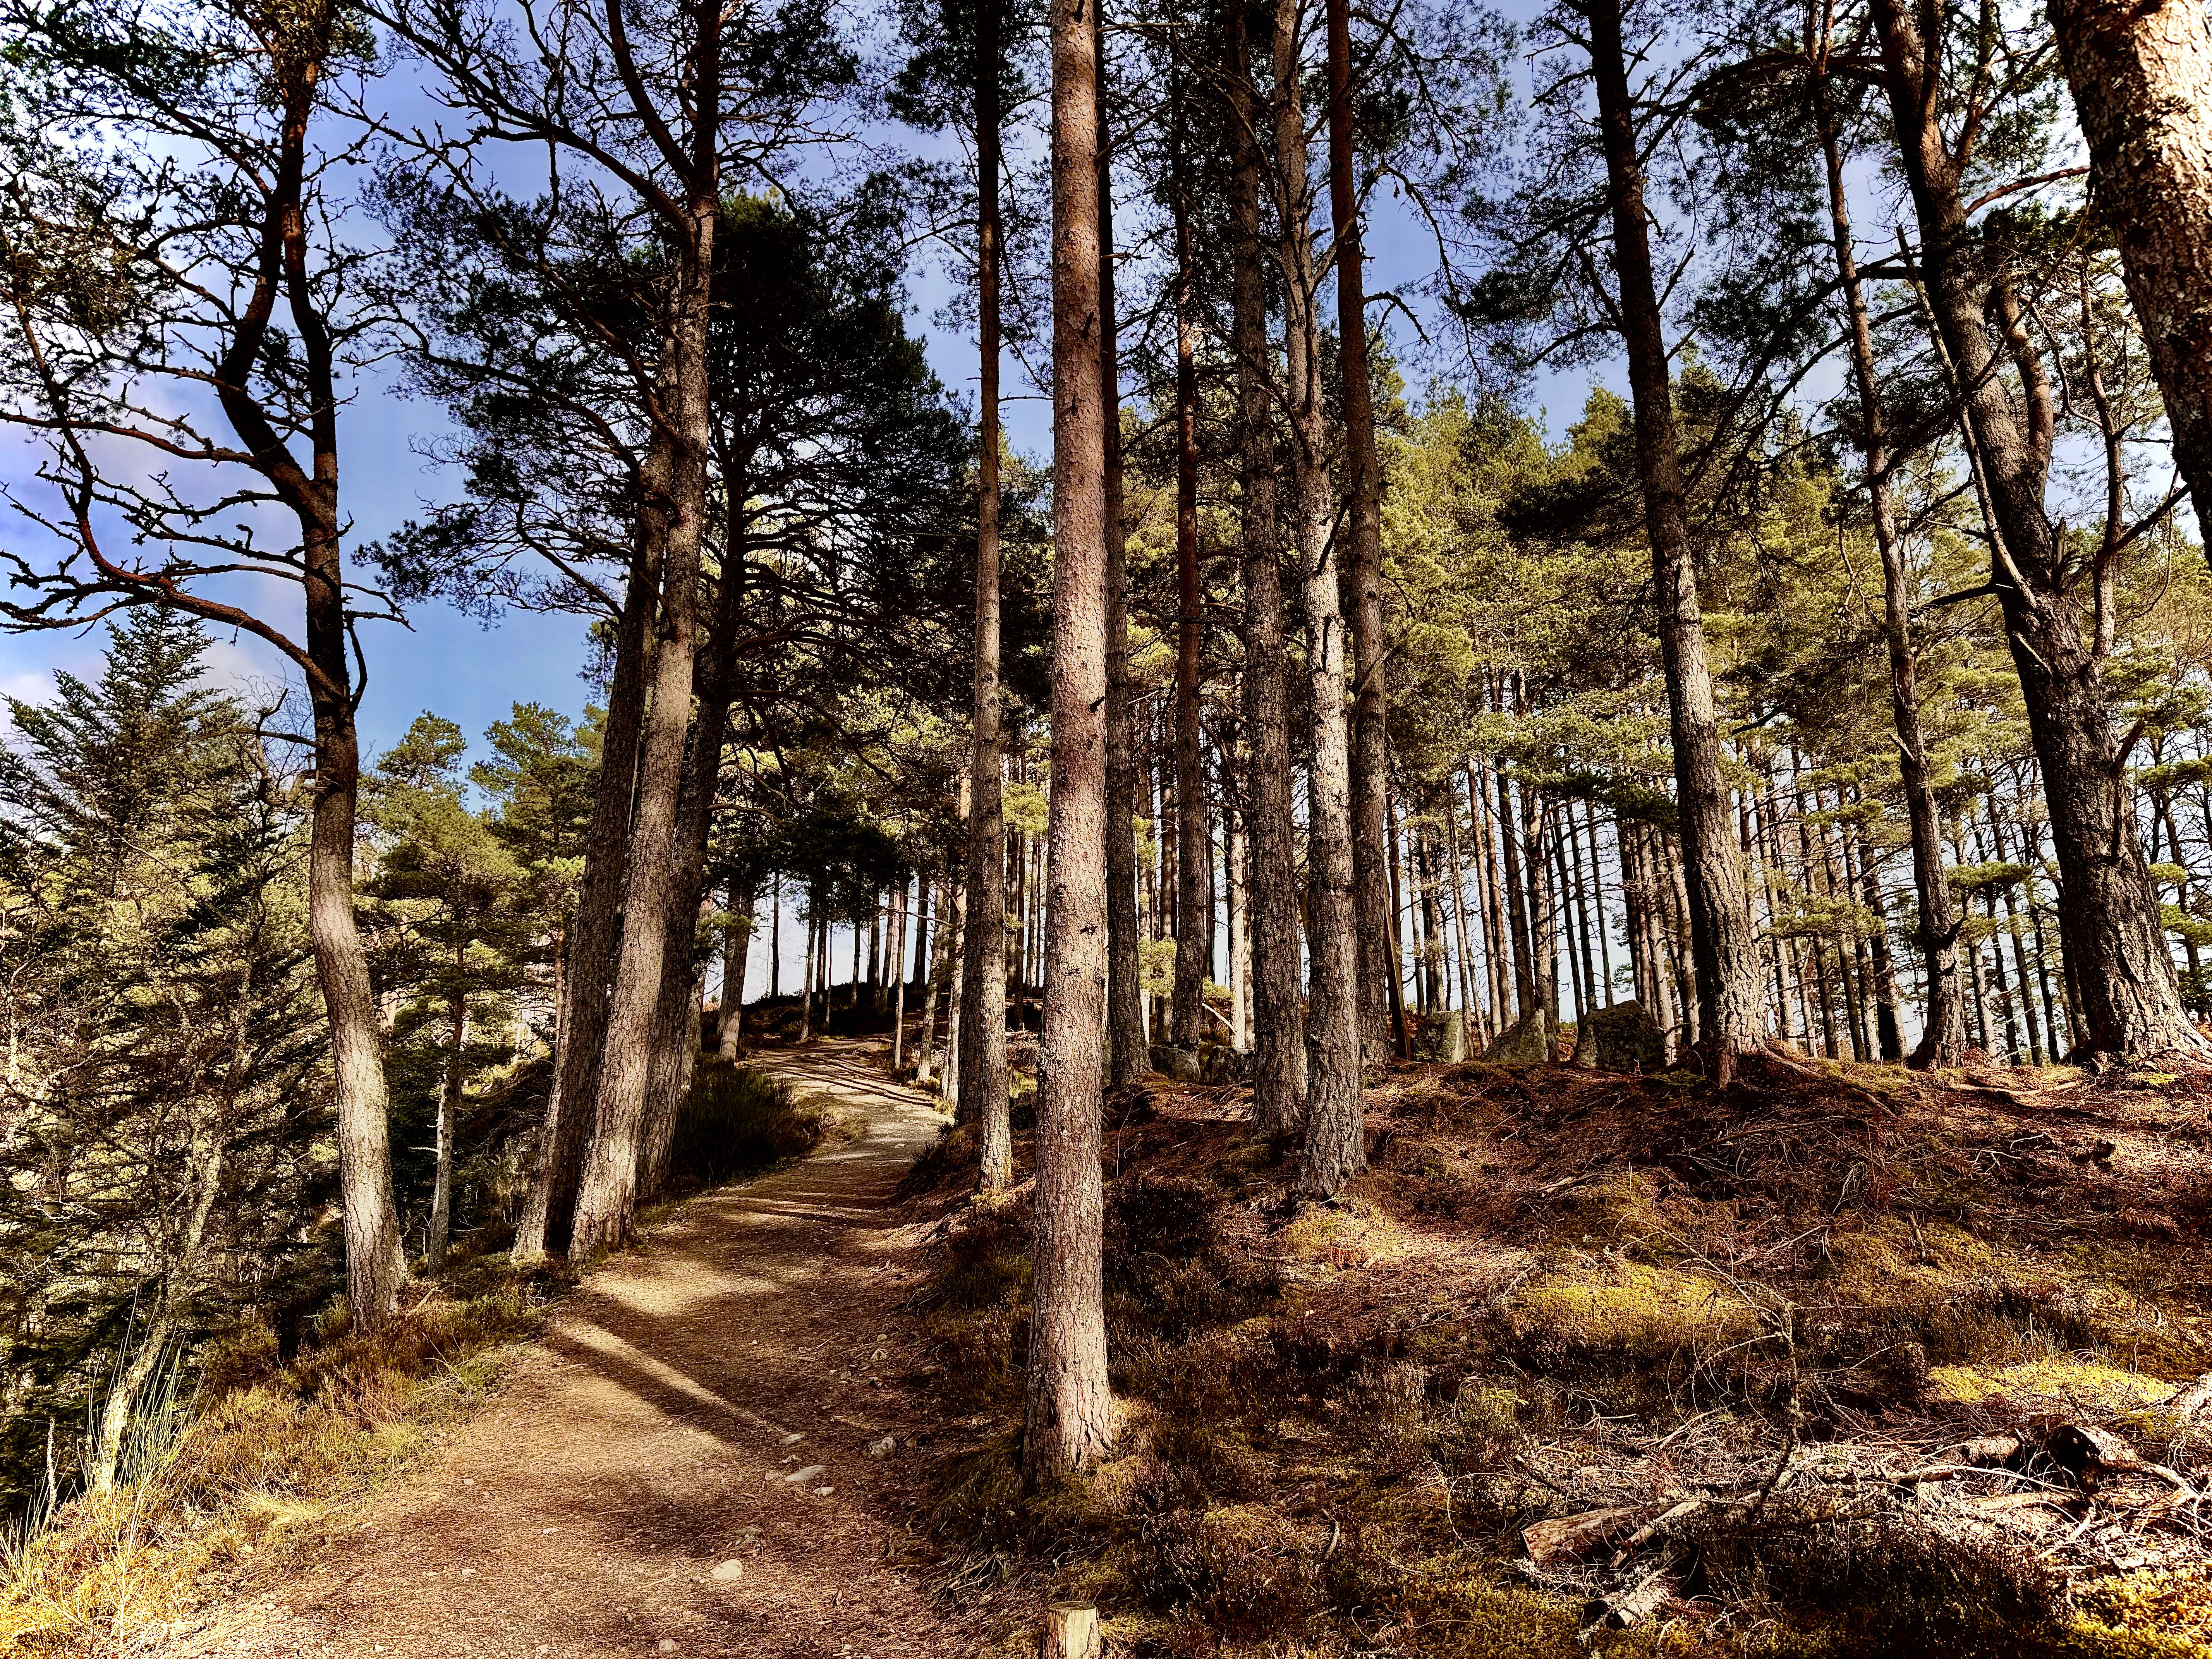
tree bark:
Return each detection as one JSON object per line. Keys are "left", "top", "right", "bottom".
{"left": 1100, "top": 0, "right": 1145, "bottom": 1090}
{"left": 513, "top": 522, "right": 655, "bottom": 1264}
{"left": 961, "top": 0, "right": 1012, "bottom": 1192}
{"left": 1872, "top": 0, "right": 2210, "bottom": 1063}
{"left": 1276, "top": 0, "right": 1364, "bottom": 1199}
{"left": 1585, "top": 0, "right": 1762, "bottom": 1080}
{"left": 572, "top": 337, "right": 711, "bottom": 1253}
{"left": 1228, "top": 0, "right": 1306, "bottom": 1139}
{"left": 1026, "top": 0, "right": 1115, "bottom": 1480}
{"left": 1326, "top": 0, "right": 1396, "bottom": 1064}
{"left": 2048, "top": 0, "right": 2212, "bottom": 553}
{"left": 1171, "top": 81, "right": 1209, "bottom": 1054}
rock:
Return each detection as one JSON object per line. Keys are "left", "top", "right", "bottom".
{"left": 1585, "top": 1001, "right": 1668, "bottom": 1073}
{"left": 1198, "top": 1044, "right": 1250, "bottom": 1085}
{"left": 780, "top": 1432, "right": 805, "bottom": 1445}
{"left": 1484, "top": 1009, "right": 1556, "bottom": 1067}
{"left": 710, "top": 1559, "right": 745, "bottom": 1582}
{"left": 785, "top": 1463, "right": 825, "bottom": 1484}
{"left": 866, "top": 1435, "right": 896, "bottom": 1459}
{"left": 813, "top": 1486, "right": 834, "bottom": 1495}
{"left": 1148, "top": 1044, "right": 1202, "bottom": 1083}
{"left": 659, "top": 1641, "right": 677, "bottom": 1654}
{"left": 1412, "top": 1010, "right": 1466, "bottom": 1064}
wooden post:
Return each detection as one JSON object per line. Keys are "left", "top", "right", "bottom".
{"left": 1042, "top": 1603, "right": 1101, "bottom": 1659}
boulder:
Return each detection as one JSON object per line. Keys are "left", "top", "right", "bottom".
{"left": 1411, "top": 1010, "right": 1467, "bottom": 1064}
{"left": 1586, "top": 1001, "right": 1668, "bottom": 1073}
{"left": 1198, "top": 1043, "right": 1250, "bottom": 1084}
{"left": 1148, "top": 1044, "right": 1203, "bottom": 1084}
{"left": 1484, "top": 1009, "right": 1556, "bottom": 1067}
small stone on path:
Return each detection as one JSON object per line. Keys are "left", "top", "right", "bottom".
{"left": 865, "top": 1435, "right": 895, "bottom": 1459}
{"left": 781, "top": 1432, "right": 805, "bottom": 1444}
{"left": 785, "top": 1464, "right": 825, "bottom": 1484}
{"left": 658, "top": 1642, "right": 677, "bottom": 1654}
{"left": 711, "top": 1559, "right": 744, "bottom": 1582}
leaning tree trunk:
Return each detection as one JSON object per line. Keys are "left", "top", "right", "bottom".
{"left": 1228, "top": 0, "right": 1306, "bottom": 1141}
{"left": 1276, "top": 0, "right": 1364, "bottom": 1198}
{"left": 1026, "top": 0, "right": 1115, "bottom": 1481}
{"left": 1814, "top": 91, "right": 1967, "bottom": 1068}
{"left": 2048, "top": 0, "right": 2212, "bottom": 554}
{"left": 571, "top": 201, "right": 720, "bottom": 1255}
{"left": 1873, "top": 0, "right": 2210, "bottom": 1064}
{"left": 513, "top": 489, "right": 658, "bottom": 1264}
{"left": 1326, "top": 0, "right": 1398, "bottom": 1063}
{"left": 305, "top": 521, "right": 407, "bottom": 1325}
{"left": 1100, "top": 0, "right": 1145, "bottom": 1089}
{"left": 962, "top": 0, "right": 1013, "bottom": 1189}
{"left": 1587, "top": 0, "right": 1762, "bottom": 1082}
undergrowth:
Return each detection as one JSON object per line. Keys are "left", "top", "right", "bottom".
{"left": 904, "top": 1055, "right": 2212, "bottom": 1657}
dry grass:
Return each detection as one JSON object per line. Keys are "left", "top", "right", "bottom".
{"left": 0, "top": 1254, "right": 556, "bottom": 1656}
{"left": 901, "top": 1051, "right": 2212, "bottom": 1657}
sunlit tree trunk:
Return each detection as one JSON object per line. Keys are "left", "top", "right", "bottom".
{"left": 1585, "top": 0, "right": 1762, "bottom": 1079}
{"left": 1025, "top": 0, "right": 1115, "bottom": 1479}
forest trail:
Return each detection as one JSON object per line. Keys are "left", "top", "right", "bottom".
{"left": 157, "top": 1039, "right": 987, "bottom": 1659}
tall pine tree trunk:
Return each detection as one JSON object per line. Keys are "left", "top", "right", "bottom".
{"left": 572, "top": 278, "right": 715, "bottom": 1255}
{"left": 1171, "top": 79, "right": 1209, "bottom": 1053}
{"left": 962, "top": 0, "right": 1013, "bottom": 1187}
{"left": 1586, "top": 0, "right": 1762, "bottom": 1080}
{"left": 1815, "top": 87, "right": 1967, "bottom": 1069}
{"left": 1026, "top": 0, "right": 1114, "bottom": 1479}
{"left": 1100, "top": 0, "right": 1145, "bottom": 1088}
{"left": 1228, "top": 0, "right": 1306, "bottom": 1138}
{"left": 1276, "top": 0, "right": 1364, "bottom": 1198}
{"left": 513, "top": 541, "right": 654, "bottom": 1262}
{"left": 1326, "top": 0, "right": 1399, "bottom": 1063}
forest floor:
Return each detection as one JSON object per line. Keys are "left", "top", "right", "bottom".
{"left": 141, "top": 1036, "right": 1018, "bottom": 1659}
{"left": 899, "top": 1043, "right": 2212, "bottom": 1657}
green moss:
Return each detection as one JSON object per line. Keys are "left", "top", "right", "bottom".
{"left": 1926, "top": 1358, "right": 2172, "bottom": 1411}
{"left": 2064, "top": 1571, "right": 2212, "bottom": 1658}
{"left": 1513, "top": 1261, "right": 1759, "bottom": 1359}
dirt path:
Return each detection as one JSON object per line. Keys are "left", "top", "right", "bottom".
{"left": 161, "top": 1039, "right": 991, "bottom": 1659}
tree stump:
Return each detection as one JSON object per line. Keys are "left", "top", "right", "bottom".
{"left": 1042, "top": 1602, "right": 1101, "bottom": 1659}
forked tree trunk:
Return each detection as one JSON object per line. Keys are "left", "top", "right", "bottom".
{"left": 1275, "top": 0, "right": 1364, "bottom": 1198}
{"left": 1586, "top": 0, "right": 1762, "bottom": 1080}
{"left": 1026, "top": 0, "right": 1115, "bottom": 1481}
{"left": 514, "top": 548, "right": 656, "bottom": 1264}
{"left": 1227, "top": 0, "right": 1306, "bottom": 1139}
{"left": 2048, "top": 0, "right": 2212, "bottom": 553}
{"left": 572, "top": 179, "right": 721, "bottom": 1254}
{"left": 1872, "top": 0, "right": 2210, "bottom": 1064}
{"left": 962, "top": 0, "right": 1012, "bottom": 1189}
{"left": 1326, "top": 0, "right": 1396, "bottom": 1063}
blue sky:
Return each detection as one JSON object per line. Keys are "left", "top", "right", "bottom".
{"left": 0, "top": 0, "right": 1601, "bottom": 1000}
